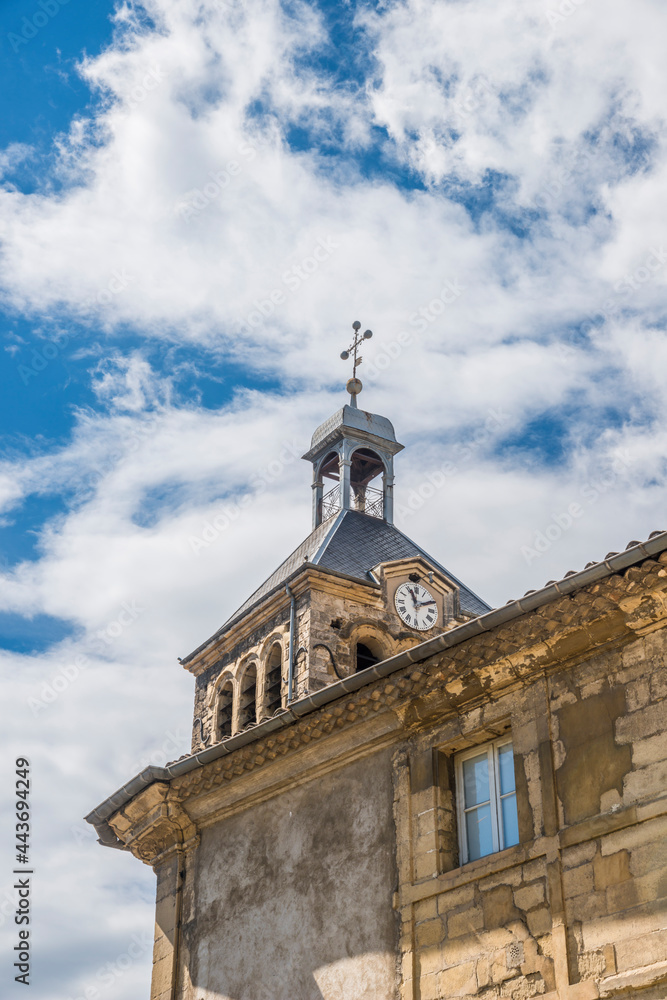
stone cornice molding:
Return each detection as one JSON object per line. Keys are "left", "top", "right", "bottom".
{"left": 169, "top": 553, "right": 667, "bottom": 806}
{"left": 107, "top": 782, "right": 198, "bottom": 866}
{"left": 86, "top": 543, "right": 667, "bottom": 843}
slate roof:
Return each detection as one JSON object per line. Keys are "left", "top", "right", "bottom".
{"left": 204, "top": 510, "right": 491, "bottom": 647}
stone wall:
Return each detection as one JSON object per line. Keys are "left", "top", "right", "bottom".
{"left": 396, "top": 628, "right": 667, "bottom": 1000}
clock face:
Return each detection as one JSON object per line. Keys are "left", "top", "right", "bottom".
{"left": 394, "top": 582, "right": 438, "bottom": 631}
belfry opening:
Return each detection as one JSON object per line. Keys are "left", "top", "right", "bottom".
{"left": 318, "top": 446, "right": 386, "bottom": 522}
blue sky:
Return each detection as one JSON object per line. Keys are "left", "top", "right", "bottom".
{"left": 1, "top": 0, "right": 667, "bottom": 996}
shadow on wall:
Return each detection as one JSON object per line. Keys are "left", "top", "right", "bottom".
{"left": 182, "top": 750, "right": 400, "bottom": 1000}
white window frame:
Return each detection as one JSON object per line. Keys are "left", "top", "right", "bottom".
{"left": 455, "top": 735, "right": 517, "bottom": 866}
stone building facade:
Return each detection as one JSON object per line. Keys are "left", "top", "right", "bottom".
{"left": 86, "top": 396, "right": 667, "bottom": 1000}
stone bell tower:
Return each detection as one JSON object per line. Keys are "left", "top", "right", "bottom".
{"left": 175, "top": 323, "right": 489, "bottom": 752}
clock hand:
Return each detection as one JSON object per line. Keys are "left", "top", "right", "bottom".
{"left": 415, "top": 600, "right": 437, "bottom": 607}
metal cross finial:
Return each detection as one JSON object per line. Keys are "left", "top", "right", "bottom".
{"left": 340, "top": 321, "right": 373, "bottom": 406}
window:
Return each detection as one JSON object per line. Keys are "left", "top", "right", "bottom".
{"left": 217, "top": 680, "right": 233, "bottom": 740}
{"left": 264, "top": 645, "right": 282, "bottom": 716}
{"left": 455, "top": 737, "right": 519, "bottom": 864}
{"left": 355, "top": 635, "right": 385, "bottom": 672}
{"left": 356, "top": 642, "right": 380, "bottom": 671}
{"left": 239, "top": 663, "right": 257, "bottom": 729}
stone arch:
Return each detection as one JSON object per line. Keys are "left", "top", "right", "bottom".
{"left": 349, "top": 624, "right": 392, "bottom": 673}
{"left": 348, "top": 444, "right": 390, "bottom": 478}
{"left": 348, "top": 446, "right": 388, "bottom": 516}
{"left": 238, "top": 660, "right": 258, "bottom": 730}
{"left": 261, "top": 642, "right": 283, "bottom": 717}
{"left": 316, "top": 450, "right": 340, "bottom": 481}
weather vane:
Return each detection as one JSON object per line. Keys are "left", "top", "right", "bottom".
{"left": 340, "top": 320, "right": 373, "bottom": 406}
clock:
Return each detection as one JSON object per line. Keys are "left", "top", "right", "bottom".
{"left": 394, "top": 582, "right": 438, "bottom": 631}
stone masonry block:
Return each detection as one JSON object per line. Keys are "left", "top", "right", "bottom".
{"left": 526, "top": 907, "right": 552, "bottom": 937}
{"left": 561, "top": 863, "right": 594, "bottom": 899}
{"left": 437, "top": 883, "right": 475, "bottom": 913}
{"left": 615, "top": 701, "right": 666, "bottom": 744}
{"left": 416, "top": 918, "right": 445, "bottom": 949}
{"left": 437, "top": 961, "right": 477, "bottom": 997}
{"left": 418, "top": 972, "right": 438, "bottom": 1000}
{"left": 414, "top": 896, "right": 438, "bottom": 923}
{"left": 442, "top": 927, "right": 513, "bottom": 967}
{"left": 447, "top": 906, "right": 485, "bottom": 938}
{"left": 629, "top": 839, "right": 667, "bottom": 878}
{"left": 606, "top": 869, "right": 667, "bottom": 911}
{"left": 565, "top": 890, "right": 608, "bottom": 924}
{"left": 632, "top": 731, "right": 667, "bottom": 768}
{"left": 150, "top": 954, "right": 174, "bottom": 1000}
{"left": 521, "top": 859, "right": 547, "bottom": 883}
{"left": 594, "top": 850, "right": 630, "bottom": 890}
{"left": 513, "top": 882, "right": 545, "bottom": 912}
{"left": 562, "top": 840, "right": 597, "bottom": 869}
{"left": 417, "top": 810, "right": 438, "bottom": 838}
{"left": 601, "top": 814, "right": 667, "bottom": 855}
{"left": 481, "top": 865, "right": 523, "bottom": 890}
{"left": 482, "top": 885, "right": 521, "bottom": 930}
{"left": 418, "top": 945, "right": 445, "bottom": 979}
{"left": 414, "top": 850, "right": 439, "bottom": 881}
{"left": 625, "top": 679, "right": 651, "bottom": 712}
{"left": 614, "top": 928, "right": 667, "bottom": 974}
{"left": 623, "top": 760, "right": 667, "bottom": 803}
{"left": 650, "top": 667, "right": 667, "bottom": 702}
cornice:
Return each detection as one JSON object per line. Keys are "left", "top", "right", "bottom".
{"left": 86, "top": 539, "right": 667, "bottom": 848}
{"left": 170, "top": 550, "right": 667, "bottom": 803}
{"left": 106, "top": 781, "right": 197, "bottom": 866}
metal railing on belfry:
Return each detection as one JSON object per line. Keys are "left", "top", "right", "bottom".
{"left": 320, "top": 484, "right": 384, "bottom": 522}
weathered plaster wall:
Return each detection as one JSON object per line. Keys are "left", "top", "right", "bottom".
{"left": 396, "top": 627, "right": 667, "bottom": 1000}
{"left": 183, "top": 748, "right": 400, "bottom": 1000}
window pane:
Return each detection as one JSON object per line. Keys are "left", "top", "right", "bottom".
{"left": 501, "top": 792, "right": 519, "bottom": 848}
{"left": 462, "top": 752, "right": 489, "bottom": 807}
{"left": 465, "top": 803, "right": 493, "bottom": 861}
{"left": 498, "top": 742, "right": 515, "bottom": 795}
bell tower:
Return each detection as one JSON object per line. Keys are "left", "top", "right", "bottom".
{"left": 302, "top": 321, "right": 404, "bottom": 528}
{"left": 173, "top": 321, "right": 490, "bottom": 749}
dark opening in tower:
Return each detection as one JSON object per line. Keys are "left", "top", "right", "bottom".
{"left": 265, "top": 644, "right": 282, "bottom": 717}
{"left": 239, "top": 663, "right": 257, "bottom": 729}
{"left": 350, "top": 448, "right": 384, "bottom": 517}
{"left": 217, "top": 680, "right": 233, "bottom": 739}
{"left": 356, "top": 641, "right": 381, "bottom": 672}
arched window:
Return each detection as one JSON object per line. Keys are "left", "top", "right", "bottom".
{"left": 239, "top": 663, "right": 257, "bottom": 729}
{"left": 356, "top": 638, "right": 382, "bottom": 672}
{"left": 264, "top": 644, "right": 282, "bottom": 717}
{"left": 216, "top": 679, "right": 233, "bottom": 739}
{"left": 350, "top": 448, "right": 385, "bottom": 517}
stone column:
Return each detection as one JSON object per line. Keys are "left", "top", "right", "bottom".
{"left": 107, "top": 783, "right": 198, "bottom": 1000}
{"left": 384, "top": 472, "right": 395, "bottom": 524}
{"left": 311, "top": 477, "right": 323, "bottom": 528}
{"left": 151, "top": 847, "right": 183, "bottom": 1000}
{"left": 340, "top": 457, "right": 352, "bottom": 511}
